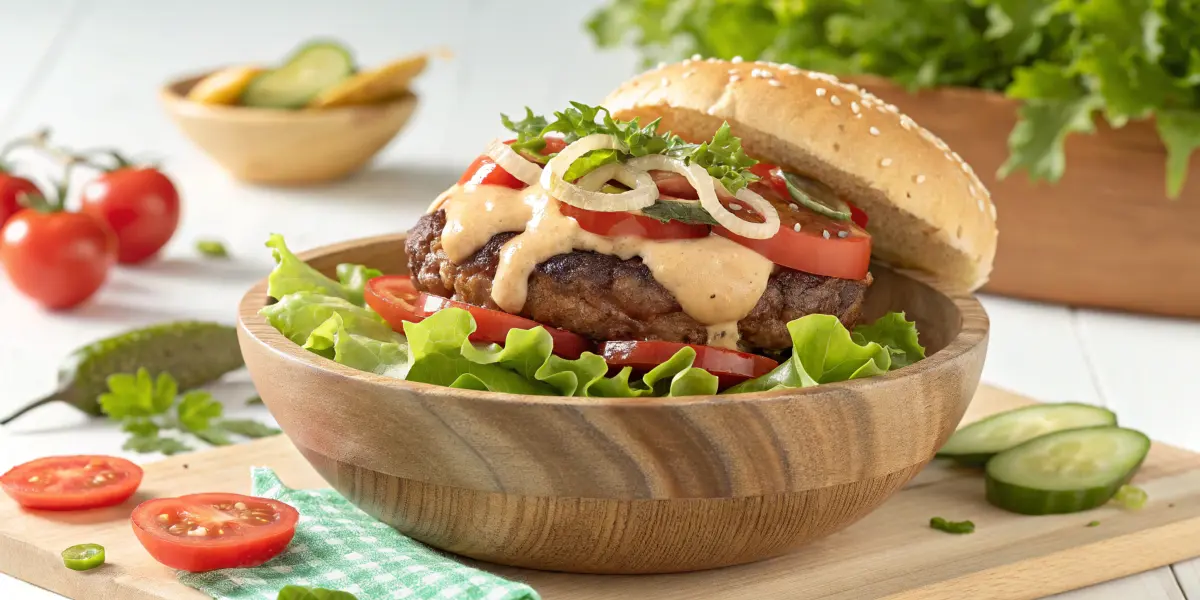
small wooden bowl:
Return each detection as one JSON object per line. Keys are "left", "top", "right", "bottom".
{"left": 237, "top": 234, "right": 989, "bottom": 574}
{"left": 160, "top": 71, "right": 417, "bottom": 185}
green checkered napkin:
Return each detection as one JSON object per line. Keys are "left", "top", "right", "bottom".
{"left": 179, "top": 467, "right": 540, "bottom": 600}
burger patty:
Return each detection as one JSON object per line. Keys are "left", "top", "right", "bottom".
{"left": 407, "top": 210, "right": 872, "bottom": 351}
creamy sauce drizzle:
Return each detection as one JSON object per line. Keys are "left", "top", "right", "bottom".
{"left": 435, "top": 184, "right": 773, "bottom": 342}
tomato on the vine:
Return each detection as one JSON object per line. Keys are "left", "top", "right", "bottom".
{"left": 0, "top": 173, "right": 39, "bottom": 228}
{"left": 1, "top": 207, "right": 116, "bottom": 310}
{"left": 80, "top": 166, "right": 180, "bottom": 264}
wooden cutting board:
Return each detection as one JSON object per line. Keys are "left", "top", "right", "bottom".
{"left": 4, "top": 384, "right": 1200, "bottom": 600}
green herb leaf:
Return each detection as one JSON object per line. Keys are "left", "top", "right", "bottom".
{"left": 639, "top": 200, "right": 719, "bottom": 225}
{"left": 1156, "top": 110, "right": 1200, "bottom": 197}
{"left": 215, "top": 419, "right": 281, "bottom": 439}
{"left": 277, "top": 585, "right": 359, "bottom": 600}
{"left": 121, "top": 418, "right": 160, "bottom": 438}
{"left": 176, "top": 391, "right": 223, "bottom": 434}
{"left": 930, "top": 516, "right": 975, "bottom": 534}
{"left": 195, "top": 239, "right": 228, "bottom": 258}
{"left": 999, "top": 96, "right": 1101, "bottom": 184}
{"left": 194, "top": 428, "right": 233, "bottom": 446}
{"left": 99, "top": 368, "right": 178, "bottom": 419}
{"left": 1087, "top": 520, "right": 1101, "bottom": 527}
{"left": 245, "top": 395, "right": 263, "bottom": 406}
{"left": 123, "top": 434, "right": 192, "bottom": 456}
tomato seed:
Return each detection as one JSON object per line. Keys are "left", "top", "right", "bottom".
{"left": 234, "top": 502, "right": 247, "bottom": 510}
{"left": 187, "top": 526, "right": 208, "bottom": 537}
{"left": 27, "top": 476, "right": 38, "bottom": 483}
{"left": 157, "top": 514, "right": 169, "bottom": 522}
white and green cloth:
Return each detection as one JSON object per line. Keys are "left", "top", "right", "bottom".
{"left": 179, "top": 468, "right": 540, "bottom": 600}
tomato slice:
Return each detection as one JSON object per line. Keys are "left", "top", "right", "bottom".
{"left": 1, "top": 455, "right": 143, "bottom": 511}
{"left": 418, "top": 294, "right": 591, "bottom": 359}
{"left": 366, "top": 276, "right": 592, "bottom": 359}
{"left": 598, "top": 340, "right": 778, "bottom": 388}
{"left": 560, "top": 201, "right": 709, "bottom": 240}
{"left": 365, "top": 274, "right": 422, "bottom": 325}
{"left": 131, "top": 493, "right": 299, "bottom": 572}
{"left": 457, "top": 138, "right": 566, "bottom": 190}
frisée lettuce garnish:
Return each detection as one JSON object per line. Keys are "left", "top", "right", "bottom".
{"left": 260, "top": 234, "right": 924, "bottom": 396}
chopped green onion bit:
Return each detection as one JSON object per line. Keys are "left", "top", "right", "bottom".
{"left": 62, "top": 543, "right": 105, "bottom": 571}
{"left": 196, "top": 239, "right": 229, "bottom": 258}
{"left": 929, "top": 516, "right": 975, "bottom": 534}
{"left": 1112, "top": 485, "right": 1148, "bottom": 510}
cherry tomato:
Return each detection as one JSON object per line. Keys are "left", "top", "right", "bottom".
{"left": 1, "top": 209, "right": 116, "bottom": 309}
{"left": 598, "top": 340, "right": 778, "bottom": 388}
{"left": 131, "top": 493, "right": 299, "bottom": 572}
{"left": 366, "top": 276, "right": 592, "bottom": 358}
{"left": 0, "top": 173, "right": 39, "bottom": 227}
{"left": 1, "top": 455, "right": 143, "bottom": 511}
{"left": 80, "top": 167, "right": 180, "bottom": 264}
{"left": 560, "top": 201, "right": 709, "bottom": 240}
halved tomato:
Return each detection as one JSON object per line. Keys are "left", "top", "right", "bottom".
{"left": 598, "top": 340, "right": 778, "bottom": 388}
{"left": 131, "top": 493, "right": 299, "bottom": 572}
{"left": 1, "top": 455, "right": 143, "bottom": 510}
{"left": 560, "top": 201, "right": 709, "bottom": 240}
{"left": 365, "top": 275, "right": 592, "bottom": 359}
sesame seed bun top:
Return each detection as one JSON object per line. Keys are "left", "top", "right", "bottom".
{"left": 602, "top": 57, "right": 998, "bottom": 292}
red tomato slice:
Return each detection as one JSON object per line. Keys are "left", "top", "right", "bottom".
{"left": 456, "top": 138, "right": 566, "bottom": 190}
{"left": 560, "top": 201, "right": 709, "bottom": 240}
{"left": 598, "top": 340, "right": 778, "bottom": 388}
{"left": 365, "top": 275, "right": 422, "bottom": 325}
{"left": 418, "top": 293, "right": 591, "bottom": 359}
{"left": 1, "top": 455, "right": 143, "bottom": 511}
{"left": 366, "top": 276, "right": 592, "bottom": 359}
{"left": 131, "top": 493, "right": 299, "bottom": 572}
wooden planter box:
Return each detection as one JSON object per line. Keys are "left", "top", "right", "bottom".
{"left": 846, "top": 76, "right": 1200, "bottom": 318}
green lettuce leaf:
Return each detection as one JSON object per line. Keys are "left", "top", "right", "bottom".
{"left": 304, "top": 313, "right": 410, "bottom": 377}
{"left": 260, "top": 292, "right": 392, "bottom": 346}
{"left": 335, "top": 263, "right": 383, "bottom": 306}
{"left": 853, "top": 312, "right": 926, "bottom": 369}
{"left": 265, "top": 234, "right": 350, "bottom": 301}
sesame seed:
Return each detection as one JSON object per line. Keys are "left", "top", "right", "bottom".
{"left": 969, "top": 185, "right": 977, "bottom": 197}
{"left": 838, "top": 230, "right": 849, "bottom": 238}
{"left": 880, "top": 158, "right": 893, "bottom": 167}
{"left": 816, "top": 88, "right": 827, "bottom": 97}
{"left": 731, "top": 56, "right": 744, "bottom": 63}
{"left": 750, "top": 68, "right": 773, "bottom": 78}
{"left": 656, "top": 62, "right": 667, "bottom": 69}
{"left": 682, "top": 59, "right": 692, "bottom": 66}
{"left": 990, "top": 203, "right": 998, "bottom": 219}
{"left": 768, "top": 79, "right": 782, "bottom": 87}
{"left": 728, "top": 68, "right": 740, "bottom": 75}
{"left": 915, "top": 174, "right": 926, "bottom": 184}
{"left": 661, "top": 78, "right": 670, "bottom": 87}
{"left": 900, "top": 116, "right": 914, "bottom": 130}
{"left": 851, "top": 102, "right": 860, "bottom": 114}
{"left": 830, "top": 95, "right": 842, "bottom": 106}
{"left": 977, "top": 198, "right": 985, "bottom": 212}
{"left": 682, "top": 70, "right": 695, "bottom": 79}
{"left": 691, "top": 53, "right": 702, "bottom": 61}
{"left": 822, "top": 230, "right": 831, "bottom": 239}
{"left": 788, "top": 204, "right": 798, "bottom": 211}
{"left": 869, "top": 126, "right": 880, "bottom": 136}
{"left": 856, "top": 113, "right": 864, "bottom": 119}
{"left": 793, "top": 223, "right": 802, "bottom": 233}
{"left": 730, "top": 75, "right": 741, "bottom": 82}
{"left": 729, "top": 202, "right": 743, "bottom": 211}
{"left": 961, "top": 162, "right": 971, "bottom": 173}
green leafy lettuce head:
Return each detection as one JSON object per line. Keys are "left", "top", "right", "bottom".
{"left": 587, "top": 0, "right": 1200, "bottom": 198}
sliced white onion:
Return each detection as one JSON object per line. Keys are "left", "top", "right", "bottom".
{"left": 485, "top": 139, "right": 543, "bottom": 186}
{"left": 575, "top": 162, "right": 641, "bottom": 191}
{"left": 626, "top": 155, "right": 780, "bottom": 239}
{"left": 542, "top": 134, "right": 658, "bottom": 212}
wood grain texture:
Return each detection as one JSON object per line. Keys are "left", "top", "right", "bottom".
{"left": 159, "top": 72, "right": 417, "bottom": 185}
{"left": 3, "top": 386, "right": 1199, "bottom": 600}
{"left": 233, "top": 233, "right": 988, "bottom": 572}
{"left": 845, "top": 75, "right": 1200, "bottom": 319}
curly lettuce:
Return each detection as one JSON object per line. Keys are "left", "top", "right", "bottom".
{"left": 587, "top": 0, "right": 1200, "bottom": 197}
{"left": 261, "top": 235, "right": 924, "bottom": 397}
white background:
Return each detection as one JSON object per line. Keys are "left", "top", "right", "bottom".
{"left": 0, "top": 1, "right": 1197, "bottom": 598}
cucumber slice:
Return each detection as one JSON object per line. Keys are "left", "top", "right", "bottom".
{"left": 241, "top": 41, "right": 354, "bottom": 109}
{"left": 782, "top": 172, "right": 852, "bottom": 221}
{"left": 985, "top": 426, "right": 1150, "bottom": 515}
{"left": 938, "top": 403, "right": 1117, "bottom": 466}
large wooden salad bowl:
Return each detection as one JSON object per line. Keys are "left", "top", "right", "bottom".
{"left": 237, "top": 233, "right": 989, "bottom": 574}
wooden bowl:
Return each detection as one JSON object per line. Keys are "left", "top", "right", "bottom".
{"left": 160, "top": 71, "right": 417, "bottom": 185}
{"left": 236, "top": 234, "right": 989, "bottom": 574}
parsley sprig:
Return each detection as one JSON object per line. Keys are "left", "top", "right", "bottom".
{"left": 501, "top": 101, "right": 761, "bottom": 193}
{"left": 99, "top": 368, "right": 280, "bottom": 455}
